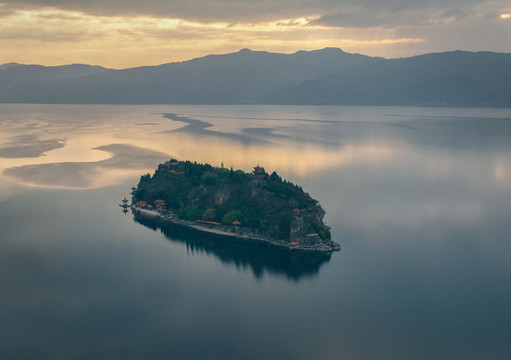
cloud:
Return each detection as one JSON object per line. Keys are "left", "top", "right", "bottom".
{"left": 0, "top": 1, "right": 509, "bottom": 27}
{"left": 310, "top": 5, "right": 480, "bottom": 29}
{"left": 0, "top": 0, "right": 510, "bottom": 67}
{"left": 0, "top": 0, "right": 491, "bottom": 21}
{"left": 0, "top": 0, "right": 307, "bottom": 22}
{"left": 393, "top": 15, "right": 511, "bottom": 54}
{"left": 311, "top": 10, "right": 401, "bottom": 29}
{"left": 0, "top": 9, "right": 107, "bottom": 42}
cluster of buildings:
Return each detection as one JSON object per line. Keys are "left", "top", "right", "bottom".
{"left": 134, "top": 199, "right": 171, "bottom": 214}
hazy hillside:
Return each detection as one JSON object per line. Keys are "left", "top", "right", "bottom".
{"left": 0, "top": 48, "right": 377, "bottom": 104}
{"left": 1, "top": 49, "right": 510, "bottom": 106}
{"left": 269, "top": 51, "right": 511, "bottom": 107}
{"left": 0, "top": 63, "right": 23, "bottom": 70}
{"left": 0, "top": 64, "right": 112, "bottom": 102}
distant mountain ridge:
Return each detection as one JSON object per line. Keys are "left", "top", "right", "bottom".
{"left": 1, "top": 48, "right": 510, "bottom": 106}
{"left": 267, "top": 50, "right": 511, "bottom": 107}
{"left": 0, "top": 62, "right": 23, "bottom": 70}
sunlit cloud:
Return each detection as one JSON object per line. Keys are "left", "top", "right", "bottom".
{"left": 1, "top": 1, "right": 511, "bottom": 68}
{"left": 0, "top": 8, "right": 426, "bottom": 67}
{"left": 339, "top": 38, "right": 424, "bottom": 45}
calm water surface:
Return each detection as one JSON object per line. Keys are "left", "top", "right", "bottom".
{"left": 1, "top": 104, "right": 510, "bottom": 359}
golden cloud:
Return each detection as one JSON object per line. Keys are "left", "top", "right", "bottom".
{"left": 0, "top": 8, "right": 428, "bottom": 68}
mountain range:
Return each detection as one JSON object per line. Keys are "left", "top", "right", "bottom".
{"left": 1, "top": 48, "right": 510, "bottom": 106}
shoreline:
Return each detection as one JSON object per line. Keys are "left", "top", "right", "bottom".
{"left": 132, "top": 206, "right": 340, "bottom": 253}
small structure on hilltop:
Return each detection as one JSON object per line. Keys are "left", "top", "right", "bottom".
{"left": 252, "top": 165, "right": 266, "bottom": 179}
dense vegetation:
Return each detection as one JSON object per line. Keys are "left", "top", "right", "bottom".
{"left": 132, "top": 160, "right": 331, "bottom": 241}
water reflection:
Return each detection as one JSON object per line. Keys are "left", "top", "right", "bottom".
{"left": 4, "top": 105, "right": 509, "bottom": 194}
{"left": 1, "top": 105, "right": 511, "bottom": 359}
{"left": 164, "top": 113, "right": 265, "bottom": 144}
{"left": 133, "top": 216, "right": 332, "bottom": 282}
{"left": 0, "top": 105, "right": 408, "bottom": 194}
{"left": 0, "top": 134, "right": 65, "bottom": 158}
{"left": 3, "top": 144, "right": 168, "bottom": 189}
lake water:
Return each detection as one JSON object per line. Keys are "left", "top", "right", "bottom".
{"left": 1, "top": 104, "right": 510, "bottom": 359}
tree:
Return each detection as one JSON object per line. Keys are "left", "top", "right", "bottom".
{"left": 139, "top": 173, "right": 151, "bottom": 184}
{"left": 178, "top": 203, "right": 200, "bottom": 220}
{"left": 202, "top": 207, "right": 217, "bottom": 221}
{"left": 201, "top": 172, "right": 218, "bottom": 186}
{"left": 222, "top": 210, "right": 245, "bottom": 224}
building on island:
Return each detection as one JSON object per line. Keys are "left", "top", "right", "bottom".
{"left": 252, "top": 165, "right": 266, "bottom": 179}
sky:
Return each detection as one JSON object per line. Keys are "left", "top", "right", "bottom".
{"left": 1, "top": 0, "right": 510, "bottom": 69}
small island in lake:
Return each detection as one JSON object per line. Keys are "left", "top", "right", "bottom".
{"left": 130, "top": 160, "right": 340, "bottom": 252}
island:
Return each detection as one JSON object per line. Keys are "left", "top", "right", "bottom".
{"left": 129, "top": 160, "right": 340, "bottom": 252}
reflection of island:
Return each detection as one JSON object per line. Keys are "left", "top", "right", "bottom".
{"left": 133, "top": 216, "right": 333, "bottom": 281}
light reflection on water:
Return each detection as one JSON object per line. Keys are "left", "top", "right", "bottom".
{"left": 1, "top": 104, "right": 511, "bottom": 359}
{"left": 0, "top": 104, "right": 403, "bottom": 191}
{"left": 4, "top": 104, "right": 510, "bottom": 191}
